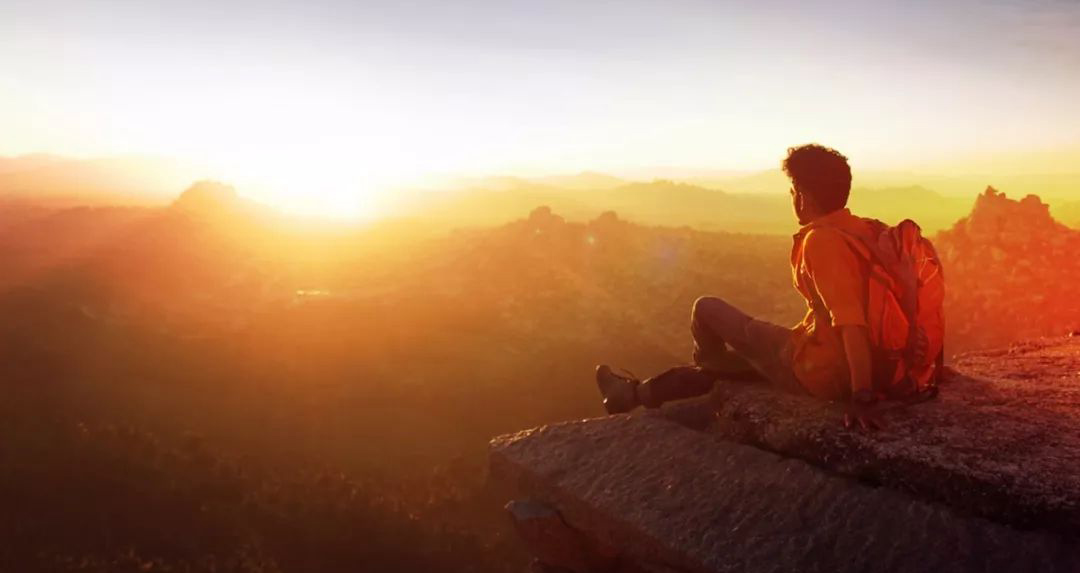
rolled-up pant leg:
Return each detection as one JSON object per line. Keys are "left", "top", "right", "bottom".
{"left": 639, "top": 296, "right": 801, "bottom": 408}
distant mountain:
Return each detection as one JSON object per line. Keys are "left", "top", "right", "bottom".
{"left": 170, "top": 180, "right": 275, "bottom": 223}
{"left": 447, "top": 175, "right": 537, "bottom": 192}
{"left": 613, "top": 167, "right": 753, "bottom": 182}
{"left": 394, "top": 179, "right": 795, "bottom": 234}
{"left": 848, "top": 185, "right": 972, "bottom": 230}
{"left": 687, "top": 169, "right": 789, "bottom": 194}
{"left": 447, "top": 172, "right": 626, "bottom": 192}
{"left": 591, "top": 180, "right": 790, "bottom": 232}
{"left": 0, "top": 155, "right": 205, "bottom": 206}
{"left": 890, "top": 172, "right": 1080, "bottom": 203}
{"left": 679, "top": 167, "right": 1080, "bottom": 205}
{"left": 172, "top": 180, "right": 242, "bottom": 211}
{"left": 395, "top": 178, "right": 996, "bottom": 235}
{"left": 0, "top": 153, "right": 65, "bottom": 175}
{"left": 533, "top": 171, "right": 626, "bottom": 190}
{"left": 677, "top": 169, "right": 948, "bottom": 194}
{"left": 5, "top": 153, "right": 1073, "bottom": 235}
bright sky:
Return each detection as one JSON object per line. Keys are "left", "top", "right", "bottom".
{"left": 3, "top": 0, "right": 1080, "bottom": 216}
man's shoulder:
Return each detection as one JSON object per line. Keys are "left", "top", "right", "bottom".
{"left": 801, "top": 225, "right": 868, "bottom": 270}
{"left": 802, "top": 226, "right": 850, "bottom": 252}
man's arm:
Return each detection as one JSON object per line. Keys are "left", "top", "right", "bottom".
{"left": 802, "top": 229, "right": 883, "bottom": 429}
{"left": 841, "top": 324, "right": 882, "bottom": 430}
{"left": 841, "top": 325, "right": 873, "bottom": 395}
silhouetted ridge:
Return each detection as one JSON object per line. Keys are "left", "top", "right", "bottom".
{"left": 959, "top": 186, "right": 1066, "bottom": 236}
{"left": 936, "top": 187, "right": 1080, "bottom": 350}
{"left": 171, "top": 180, "right": 242, "bottom": 214}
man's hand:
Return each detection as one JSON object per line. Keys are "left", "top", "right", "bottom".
{"left": 843, "top": 400, "right": 886, "bottom": 432}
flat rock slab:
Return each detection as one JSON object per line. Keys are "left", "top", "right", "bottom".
{"left": 491, "top": 415, "right": 1080, "bottom": 573}
{"left": 705, "top": 336, "right": 1080, "bottom": 533}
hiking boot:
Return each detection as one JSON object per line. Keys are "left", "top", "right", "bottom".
{"left": 595, "top": 364, "right": 640, "bottom": 414}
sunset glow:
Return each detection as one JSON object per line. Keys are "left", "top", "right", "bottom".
{"left": 4, "top": 1, "right": 1080, "bottom": 216}
{"left": 4, "top": 2, "right": 1080, "bottom": 569}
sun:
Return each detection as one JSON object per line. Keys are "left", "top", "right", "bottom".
{"left": 207, "top": 150, "right": 396, "bottom": 221}
{"left": 263, "top": 177, "right": 385, "bottom": 221}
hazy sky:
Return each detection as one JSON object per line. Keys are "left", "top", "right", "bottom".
{"left": 3, "top": 0, "right": 1080, "bottom": 213}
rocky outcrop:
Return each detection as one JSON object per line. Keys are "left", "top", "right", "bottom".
{"left": 705, "top": 342, "right": 1080, "bottom": 533}
{"left": 490, "top": 336, "right": 1080, "bottom": 572}
{"left": 935, "top": 188, "right": 1080, "bottom": 351}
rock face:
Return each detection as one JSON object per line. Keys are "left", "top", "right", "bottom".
{"left": 935, "top": 187, "right": 1080, "bottom": 351}
{"left": 705, "top": 340, "right": 1080, "bottom": 533}
{"left": 489, "top": 337, "right": 1080, "bottom": 572}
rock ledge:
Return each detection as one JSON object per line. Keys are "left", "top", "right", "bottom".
{"left": 489, "top": 337, "right": 1080, "bottom": 572}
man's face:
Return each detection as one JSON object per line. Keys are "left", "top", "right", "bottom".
{"left": 791, "top": 184, "right": 813, "bottom": 226}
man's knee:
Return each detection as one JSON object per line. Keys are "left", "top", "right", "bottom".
{"left": 692, "top": 296, "right": 725, "bottom": 323}
{"left": 692, "top": 296, "right": 754, "bottom": 346}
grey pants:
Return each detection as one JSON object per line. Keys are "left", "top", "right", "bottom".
{"left": 639, "top": 296, "right": 801, "bottom": 408}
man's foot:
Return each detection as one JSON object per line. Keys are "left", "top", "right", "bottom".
{"left": 595, "top": 365, "right": 640, "bottom": 414}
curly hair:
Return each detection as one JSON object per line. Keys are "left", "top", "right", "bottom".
{"left": 781, "top": 144, "right": 852, "bottom": 213}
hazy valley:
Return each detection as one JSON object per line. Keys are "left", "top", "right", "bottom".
{"left": 2, "top": 173, "right": 1079, "bottom": 570}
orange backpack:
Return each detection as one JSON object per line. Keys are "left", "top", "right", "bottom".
{"left": 834, "top": 219, "right": 945, "bottom": 398}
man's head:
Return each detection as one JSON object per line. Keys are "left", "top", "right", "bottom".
{"left": 782, "top": 144, "right": 852, "bottom": 225}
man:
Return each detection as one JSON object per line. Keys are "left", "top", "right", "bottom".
{"left": 596, "top": 144, "right": 883, "bottom": 429}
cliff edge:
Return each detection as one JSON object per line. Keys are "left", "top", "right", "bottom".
{"left": 489, "top": 336, "right": 1080, "bottom": 572}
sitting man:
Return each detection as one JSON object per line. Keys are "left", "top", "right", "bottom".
{"left": 597, "top": 143, "right": 897, "bottom": 429}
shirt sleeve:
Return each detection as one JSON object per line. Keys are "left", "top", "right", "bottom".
{"left": 802, "top": 228, "right": 867, "bottom": 327}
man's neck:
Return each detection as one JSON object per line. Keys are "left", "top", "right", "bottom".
{"left": 799, "top": 207, "right": 850, "bottom": 230}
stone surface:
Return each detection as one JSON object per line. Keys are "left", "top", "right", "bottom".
{"left": 506, "top": 499, "right": 617, "bottom": 573}
{"left": 491, "top": 336, "right": 1080, "bottom": 571}
{"left": 528, "top": 559, "right": 579, "bottom": 573}
{"left": 491, "top": 414, "right": 1080, "bottom": 573}
{"left": 704, "top": 336, "right": 1080, "bottom": 533}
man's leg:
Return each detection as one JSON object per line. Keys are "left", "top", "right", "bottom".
{"left": 637, "top": 296, "right": 801, "bottom": 408}
{"left": 690, "top": 296, "right": 766, "bottom": 380}
{"left": 692, "top": 296, "right": 803, "bottom": 393}
{"left": 634, "top": 365, "right": 716, "bottom": 409}
{"left": 635, "top": 296, "right": 756, "bottom": 408}
{"left": 598, "top": 296, "right": 801, "bottom": 413}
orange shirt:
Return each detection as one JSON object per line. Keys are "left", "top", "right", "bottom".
{"left": 789, "top": 208, "right": 872, "bottom": 399}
